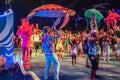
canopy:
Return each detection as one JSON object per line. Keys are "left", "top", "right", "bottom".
{"left": 26, "top": 4, "right": 76, "bottom": 20}
{"left": 26, "top": 4, "right": 76, "bottom": 29}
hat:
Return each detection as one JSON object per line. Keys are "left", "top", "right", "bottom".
{"left": 90, "top": 30, "right": 98, "bottom": 36}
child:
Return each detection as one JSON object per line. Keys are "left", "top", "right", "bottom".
{"left": 70, "top": 39, "right": 77, "bottom": 67}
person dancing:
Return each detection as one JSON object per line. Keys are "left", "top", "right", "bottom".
{"left": 41, "top": 17, "right": 61, "bottom": 80}
{"left": 69, "top": 39, "right": 77, "bottom": 67}
{"left": 16, "top": 18, "right": 38, "bottom": 70}
{"left": 102, "top": 35, "right": 111, "bottom": 63}
{"left": 88, "top": 30, "right": 105, "bottom": 80}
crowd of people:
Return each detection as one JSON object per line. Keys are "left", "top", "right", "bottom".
{"left": 11, "top": 9, "right": 120, "bottom": 80}
{"left": 0, "top": 1, "right": 120, "bottom": 79}
{"left": 13, "top": 21, "right": 120, "bottom": 80}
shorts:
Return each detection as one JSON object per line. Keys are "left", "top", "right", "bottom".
{"left": 71, "top": 54, "right": 76, "bottom": 58}
{"left": 34, "top": 42, "right": 39, "bottom": 49}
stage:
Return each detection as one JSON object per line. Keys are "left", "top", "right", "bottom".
{"left": 16, "top": 48, "right": 120, "bottom": 80}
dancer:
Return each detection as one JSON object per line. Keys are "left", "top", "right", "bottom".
{"left": 69, "top": 39, "right": 77, "bottom": 67}
{"left": 88, "top": 30, "right": 104, "bottom": 80}
{"left": 102, "top": 34, "right": 111, "bottom": 63}
{"left": 16, "top": 18, "right": 38, "bottom": 70}
{"left": 114, "top": 36, "right": 120, "bottom": 60}
{"left": 77, "top": 36, "right": 83, "bottom": 60}
{"left": 42, "top": 17, "right": 61, "bottom": 80}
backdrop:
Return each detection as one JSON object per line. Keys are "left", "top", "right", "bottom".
{"left": 0, "top": 10, "right": 14, "bottom": 69}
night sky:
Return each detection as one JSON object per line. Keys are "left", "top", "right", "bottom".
{"left": 0, "top": 0, "right": 120, "bottom": 32}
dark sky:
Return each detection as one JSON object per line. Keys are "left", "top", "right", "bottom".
{"left": 0, "top": 0, "right": 120, "bottom": 31}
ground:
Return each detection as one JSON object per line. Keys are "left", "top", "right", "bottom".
{"left": 15, "top": 48, "right": 120, "bottom": 80}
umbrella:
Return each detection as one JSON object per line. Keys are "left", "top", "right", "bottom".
{"left": 26, "top": 4, "right": 76, "bottom": 20}
{"left": 84, "top": 8, "right": 104, "bottom": 22}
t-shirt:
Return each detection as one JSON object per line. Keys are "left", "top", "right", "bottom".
{"left": 88, "top": 41, "right": 100, "bottom": 56}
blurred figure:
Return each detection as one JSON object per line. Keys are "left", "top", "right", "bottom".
{"left": 56, "top": 38, "right": 64, "bottom": 60}
{"left": 33, "top": 24, "right": 40, "bottom": 56}
{"left": 69, "top": 39, "right": 77, "bottom": 67}
{"left": 16, "top": 18, "right": 38, "bottom": 70}
{"left": 42, "top": 16, "right": 61, "bottom": 80}
{"left": 88, "top": 30, "right": 105, "bottom": 80}
{"left": 102, "top": 35, "right": 111, "bottom": 63}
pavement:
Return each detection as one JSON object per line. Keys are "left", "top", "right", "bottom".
{"left": 27, "top": 49, "right": 120, "bottom": 80}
